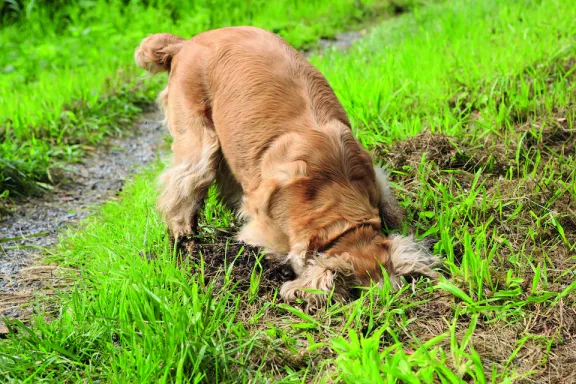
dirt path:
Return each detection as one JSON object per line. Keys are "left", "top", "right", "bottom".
{"left": 0, "top": 111, "right": 164, "bottom": 323}
{"left": 316, "top": 31, "right": 364, "bottom": 52}
{"left": 0, "top": 31, "right": 364, "bottom": 326}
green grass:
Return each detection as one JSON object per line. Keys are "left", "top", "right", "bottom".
{"left": 2, "top": 0, "right": 576, "bottom": 382}
{"left": 0, "top": 0, "right": 409, "bottom": 197}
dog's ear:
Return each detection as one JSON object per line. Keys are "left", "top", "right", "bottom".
{"left": 244, "top": 158, "right": 309, "bottom": 217}
{"left": 378, "top": 238, "right": 393, "bottom": 260}
{"left": 380, "top": 234, "right": 439, "bottom": 289}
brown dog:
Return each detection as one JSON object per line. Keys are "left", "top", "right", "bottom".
{"left": 135, "top": 27, "right": 438, "bottom": 308}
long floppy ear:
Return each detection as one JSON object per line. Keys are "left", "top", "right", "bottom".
{"left": 374, "top": 166, "right": 405, "bottom": 230}
{"left": 379, "top": 234, "right": 439, "bottom": 289}
{"left": 237, "top": 177, "right": 291, "bottom": 254}
{"left": 241, "top": 156, "right": 308, "bottom": 218}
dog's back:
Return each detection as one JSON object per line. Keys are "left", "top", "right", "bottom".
{"left": 136, "top": 26, "right": 360, "bottom": 186}
{"left": 184, "top": 27, "right": 352, "bottom": 188}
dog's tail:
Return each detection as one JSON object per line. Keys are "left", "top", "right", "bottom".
{"left": 134, "top": 33, "right": 185, "bottom": 74}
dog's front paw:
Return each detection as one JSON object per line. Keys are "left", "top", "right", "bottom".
{"left": 279, "top": 263, "right": 353, "bottom": 313}
{"left": 280, "top": 279, "right": 329, "bottom": 313}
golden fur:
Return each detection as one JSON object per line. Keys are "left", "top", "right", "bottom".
{"left": 135, "top": 26, "right": 438, "bottom": 309}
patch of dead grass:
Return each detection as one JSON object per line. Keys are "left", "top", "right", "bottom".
{"left": 372, "top": 120, "right": 575, "bottom": 382}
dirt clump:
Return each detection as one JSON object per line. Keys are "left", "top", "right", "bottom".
{"left": 167, "top": 233, "right": 296, "bottom": 297}
{"left": 375, "top": 126, "right": 575, "bottom": 382}
{"left": 376, "top": 131, "right": 516, "bottom": 176}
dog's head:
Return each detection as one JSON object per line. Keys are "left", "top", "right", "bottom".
{"left": 281, "top": 226, "right": 398, "bottom": 312}
{"left": 292, "top": 225, "right": 438, "bottom": 308}
{"left": 323, "top": 225, "right": 394, "bottom": 287}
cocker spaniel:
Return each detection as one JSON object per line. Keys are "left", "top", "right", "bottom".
{"left": 135, "top": 26, "right": 438, "bottom": 309}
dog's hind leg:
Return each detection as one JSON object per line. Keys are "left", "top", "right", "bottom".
{"left": 155, "top": 44, "right": 219, "bottom": 252}
{"left": 157, "top": 114, "right": 220, "bottom": 247}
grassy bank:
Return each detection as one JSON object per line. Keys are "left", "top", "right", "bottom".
{"left": 0, "top": 0, "right": 407, "bottom": 197}
{"left": 1, "top": 0, "right": 575, "bottom": 382}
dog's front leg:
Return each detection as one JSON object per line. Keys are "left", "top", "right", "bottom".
{"left": 280, "top": 250, "right": 354, "bottom": 313}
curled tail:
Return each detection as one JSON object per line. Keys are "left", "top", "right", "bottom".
{"left": 134, "top": 33, "right": 185, "bottom": 74}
